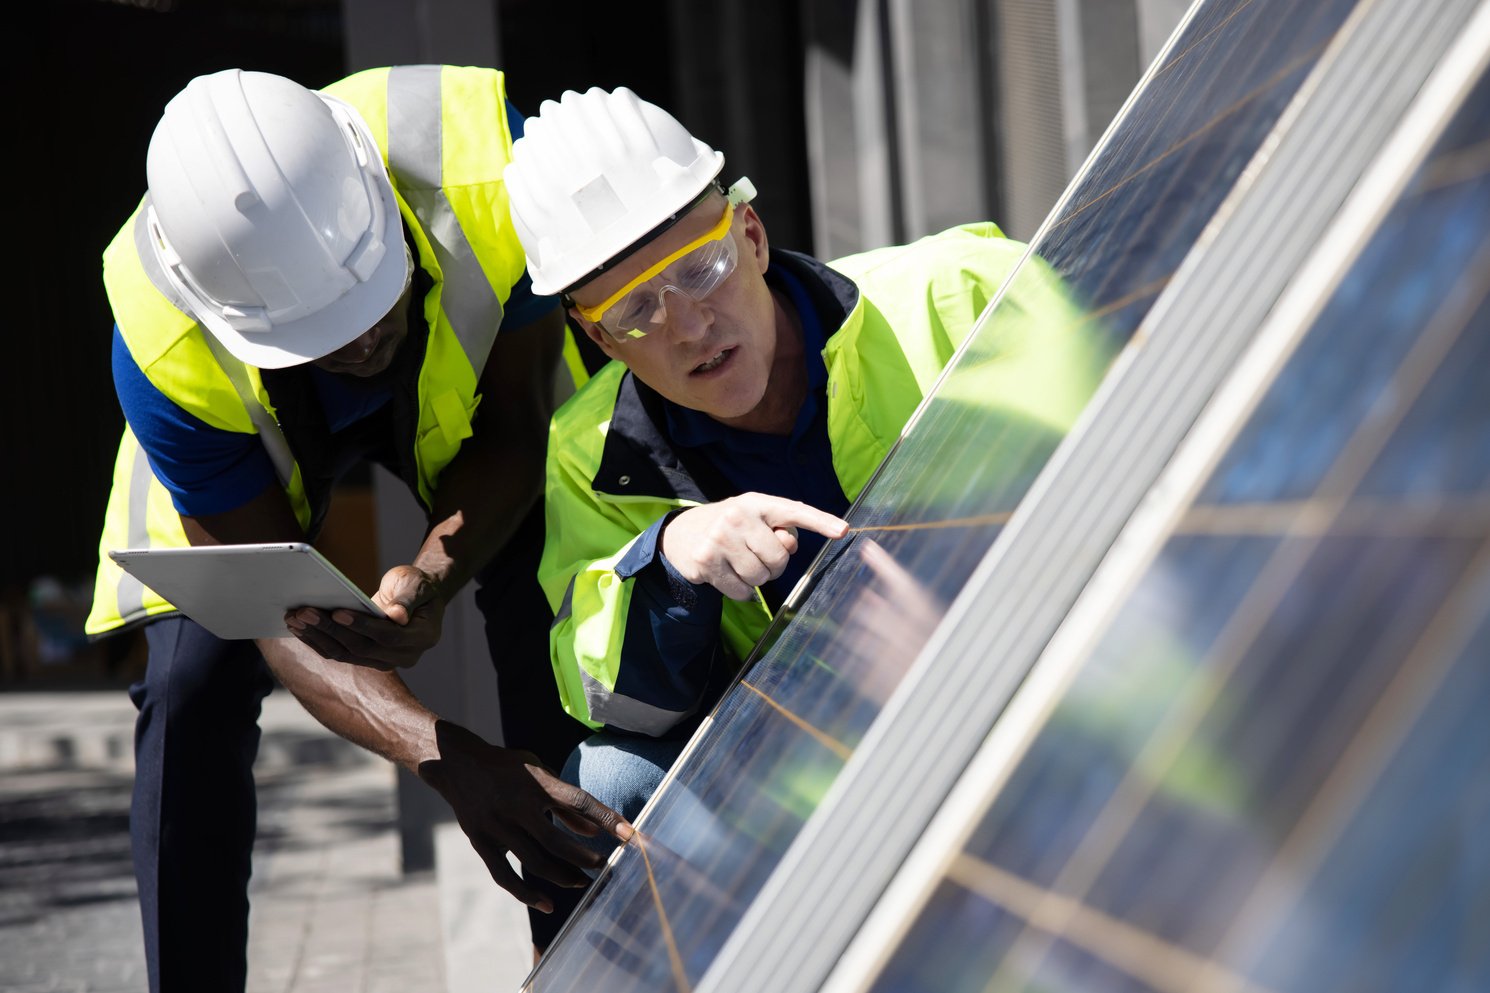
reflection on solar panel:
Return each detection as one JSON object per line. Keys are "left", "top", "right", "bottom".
{"left": 525, "top": 0, "right": 1488, "bottom": 990}
{"left": 828, "top": 27, "right": 1490, "bottom": 993}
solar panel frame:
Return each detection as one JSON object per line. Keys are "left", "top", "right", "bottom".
{"left": 696, "top": 0, "right": 1489, "bottom": 990}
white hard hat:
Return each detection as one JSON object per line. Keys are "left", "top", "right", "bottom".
{"left": 505, "top": 87, "right": 725, "bottom": 296}
{"left": 144, "top": 69, "right": 407, "bottom": 369}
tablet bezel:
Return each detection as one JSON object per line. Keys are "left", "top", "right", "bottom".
{"left": 108, "top": 542, "right": 387, "bottom": 641}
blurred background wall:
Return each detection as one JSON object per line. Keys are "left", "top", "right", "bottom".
{"left": 3, "top": 0, "right": 1187, "bottom": 861}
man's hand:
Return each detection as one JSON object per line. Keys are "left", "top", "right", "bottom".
{"left": 418, "top": 721, "right": 633, "bottom": 910}
{"left": 284, "top": 564, "right": 446, "bottom": 670}
{"left": 661, "top": 493, "right": 849, "bottom": 600}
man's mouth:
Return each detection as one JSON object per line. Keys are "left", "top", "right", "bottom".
{"left": 692, "top": 347, "right": 733, "bottom": 375}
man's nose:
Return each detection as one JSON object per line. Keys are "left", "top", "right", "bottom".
{"left": 661, "top": 288, "right": 711, "bottom": 341}
{"left": 331, "top": 327, "right": 379, "bottom": 361}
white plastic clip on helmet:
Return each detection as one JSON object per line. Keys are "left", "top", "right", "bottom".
{"left": 505, "top": 86, "right": 725, "bottom": 296}
{"left": 144, "top": 69, "right": 408, "bottom": 369}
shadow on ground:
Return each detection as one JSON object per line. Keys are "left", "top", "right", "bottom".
{"left": 0, "top": 725, "right": 395, "bottom": 929}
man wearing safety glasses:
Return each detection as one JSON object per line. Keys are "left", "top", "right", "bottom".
{"left": 504, "top": 86, "right": 1031, "bottom": 860}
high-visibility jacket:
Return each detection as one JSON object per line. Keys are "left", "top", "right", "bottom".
{"left": 538, "top": 222, "right": 1098, "bottom": 733}
{"left": 87, "top": 65, "right": 534, "bottom": 636}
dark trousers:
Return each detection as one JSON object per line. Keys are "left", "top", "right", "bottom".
{"left": 130, "top": 618, "right": 273, "bottom": 993}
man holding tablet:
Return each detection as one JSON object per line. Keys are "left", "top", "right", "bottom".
{"left": 85, "top": 66, "right": 623, "bottom": 992}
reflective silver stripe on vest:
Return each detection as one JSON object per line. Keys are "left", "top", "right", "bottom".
{"left": 386, "top": 64, "right": 504, "bottom": 377}
{"left": 199, "top": 334, "right": 296, "bottom": 489}
{"left": 554, "top": 577, "right": 575, "bottom": 627}
{"left": 134, "top": 205, "right": 297, "bottom": 489}
{"left": 114, "top": 441, "right": 155, "bottom": 619}
{"left": 580, "top": 667, "right": 695, "bottom": 736}
{"left": 554, "top": 578, "right": 692, "bottom": 733}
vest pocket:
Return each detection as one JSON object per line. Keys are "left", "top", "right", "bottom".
{"left": 427, "top": 388, "right": 475, "bottom": 446}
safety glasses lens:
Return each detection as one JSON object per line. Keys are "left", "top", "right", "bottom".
{"left": 600, "top": 232, "right": 738, "bottom": 341}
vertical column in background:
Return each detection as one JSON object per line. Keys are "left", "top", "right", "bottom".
{"left": 804, "top": 0, "right": 899, "bottom": 259}
{"left": 372, "top": 468, "right": 504, "bottom": 873}
{"left": 994, "top": 0, "right": 1083, "bottom": 239}
{"left": 802, "top": 0, "right": 1150, "bottom": 253}
{"left": 990, "top": 0, "right": 1145, "bottom": 241}
{"left": 886, "top": 0, "right": 993, "bottom": 241}
{"left": 666, "top": 0, "right": 815, "bottom": 255}
{"left": 341, "top": 0, "right": 504, "bottom": 875}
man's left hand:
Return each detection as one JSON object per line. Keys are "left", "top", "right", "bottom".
{"left": 285, "top": 564, "right": 445, "bottom": 670}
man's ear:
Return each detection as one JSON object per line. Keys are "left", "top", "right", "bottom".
{"left": 740, "top": 205, "right": 770, "bottom": 274}
{"left": 568, "top": 308, "right": 623, "bottom": 361}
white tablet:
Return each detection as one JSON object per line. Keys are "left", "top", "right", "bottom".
{"left": 109, "top": 542, "right": 387, "bottom": 641}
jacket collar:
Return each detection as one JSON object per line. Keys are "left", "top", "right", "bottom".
{"left": 592, "top": 248, "right": 859, "bottom": 501}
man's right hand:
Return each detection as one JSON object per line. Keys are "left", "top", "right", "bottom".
{"left": 285, "top": 564, "right": 446, "bottom": 672}
{"left": 417, "top": 721, "right": 633, "bottom": 910}
{"left": 660, "top": 493, "right": 850, "bottom": 601}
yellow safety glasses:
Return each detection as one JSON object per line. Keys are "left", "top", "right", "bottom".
{"left": 574, "top": 202, "right": 740, "bottom": 341}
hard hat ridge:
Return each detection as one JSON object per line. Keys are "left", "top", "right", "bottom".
{"left": 144, "top": 68, "right": 408, "bottom": 369}
{"left": 505, "top": 86, "right": 726, "bottom": 296}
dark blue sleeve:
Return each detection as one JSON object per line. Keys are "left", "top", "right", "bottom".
{"left": 113, "top": 325, "right": 278, "bottom": 516}
{"left": 609, "top": 514, "right": 726, "bottom": 718}
{"left": 501, "top": 100, "right": 561, "bottom": 331}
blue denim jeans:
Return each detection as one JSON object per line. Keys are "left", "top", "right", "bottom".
{"left": 560, "top": 731, "right": 689, "bottom": 867}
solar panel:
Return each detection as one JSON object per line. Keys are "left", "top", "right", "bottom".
{"left": 695, "top": 0, "right": 1478, "bottom": 986}
{"left": 527, "top": 0, "right": 1370, "bottom": 984}
{"left": 816, "top": 15, "right": 1490, "bottom": 993}
{"left": 524, "top": 1, "right": 1373, "bottom": 989}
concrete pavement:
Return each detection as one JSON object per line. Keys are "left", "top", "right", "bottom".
{"left": 0, "top": 686, "right": 532, "bottom": 992}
